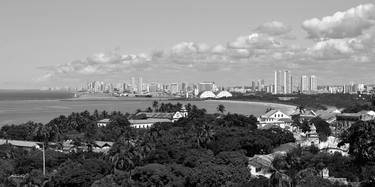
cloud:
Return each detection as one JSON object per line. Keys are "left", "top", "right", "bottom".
{"left": 255, "top": 21, "right": 292, "bottom": 36}
{"left": 37, "top": 12, "right": 375, "bottom": 84}
{"left": 302, "top": 3, "right": 375, "bottom": 39}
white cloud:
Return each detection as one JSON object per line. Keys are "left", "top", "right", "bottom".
{"left": 255, "top": 21, "right": 292, "bottom": 36}
{"left": 302, "top": 3, "right": 375, "bottom": 39}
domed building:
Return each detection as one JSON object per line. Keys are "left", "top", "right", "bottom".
{"left": 216, "top": 91, "right": 233, "bottom": 98}
{"left": 199, "top": 91, "right": 216, "bottom": 99}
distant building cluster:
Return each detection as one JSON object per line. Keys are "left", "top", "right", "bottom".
{"left": 77, "top": 77, "right": 229, "bottom": 98}
{"left": 273, "top": 70, "right": 318, "bottom": 94}
{"left": 51, "top": 71, "right": 375, "bottom": 97}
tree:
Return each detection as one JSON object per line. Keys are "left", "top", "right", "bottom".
{"left": 296, "top": 105, "right": 305, "bottom": 114}
{"left": 152, "top": 101, "right": 159, "bottom": 112}
{"left": 216, "top": 104, "right": 226, "bottom": 114}
{"left": 338, "top": 120, "right": 375, "bottom": 164}
{"left": 299, "top": 120, "right": 311, "bottom": 133}
{"left": 310, "top": 117, "right": 331, "bottom": 142}
{"left": 51, "top": 159, "right": 111, "bottom": 187}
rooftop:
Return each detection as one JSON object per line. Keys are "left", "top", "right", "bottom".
{"left": 97, "top": 118, "right": 110, "bottom": 123}
{"left": 129, "top": 118, "right": 172, "bottom": 124}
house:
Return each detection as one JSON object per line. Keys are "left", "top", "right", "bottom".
{"left": 335, "top": 111, "right": 374, "bottom": 133}
{"left": 248, "top": 154, "right": 275, "bottom": 178}
{"left": 316, "top": 109, "right": 341, "bottom": 124}
{"left": 290, "top": 110, "right": 317, "bottom": 122}
{"left": 129, "top": 106, "right": 188, "bottom": 128}
{"left": 129, "top": 118, "right": 172, "bottom": 129}
{"left": 93, "top": 141, "right": 114, "bottom": 153}
{"left": 0, "top": 139, "right": 41, "bottom": 150}
{"left": 258, "top": 110, "right": 293, "bottom": 130}
{"left": 97, "top": 118, "right": 110, "bottom": 127}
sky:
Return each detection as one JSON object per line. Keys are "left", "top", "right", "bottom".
{"left": 1, "top": 0, "right": 375, "bottom": 89}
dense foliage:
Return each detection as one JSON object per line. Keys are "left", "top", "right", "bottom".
{"left": 0, "top": 102, "right": 297, "bottom": 186}
{"left": 0, "top": 101, "right": 374, "bottom": 186}
{"left": 228, "top": 93, "right": 372, "bottom": 110}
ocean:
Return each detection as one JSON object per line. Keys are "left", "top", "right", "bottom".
{"left": 0, "top": 90, "right": 295, "bottom": 126}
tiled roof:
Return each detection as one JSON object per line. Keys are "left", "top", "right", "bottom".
{"left": 0, "top": 139, "right": 40, "bottom": 148}
{"left": 136, "top": 112, "right": 174, "bottom": 119}
{"left": 262, "top": 110, "right": 279, "bottom": 118}
{"left": 248, "top": 154, "right": 274, "bottom": 168}
{"left": 129, "top": 118, "right": 172, "bottom": 124}
{"left": 94, "top": 141, "right": 114, "bottom": 148}
{"left": 97, "top": 118, "right": 110, "bottom": 123}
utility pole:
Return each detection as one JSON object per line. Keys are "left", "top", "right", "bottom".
{"left": 43, "top": 142, "right": 46, "bottom": 176}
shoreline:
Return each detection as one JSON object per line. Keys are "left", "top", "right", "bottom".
{"left": 206, "top": 99, "right": 297, "bottom": 114}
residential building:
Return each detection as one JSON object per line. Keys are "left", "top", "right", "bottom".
{"left": 138, "top": 77, "right": 143, "bottom": 93}
{"left": 284, "top": 71, "right": 292, "bottom": 94}
{"left": 310, "top": 75, "right": 318, "bottom": 91}
{"left": 97, "top": 119, "right": 110, "bottom": 127}
{"left": 258, "top": 109, "right": 293, "bottom": 130}
{"left": 301, "top": 75, "right": 309, "bottom": 92}
{"left": 274, "top": 70, "right": 283, "bottom": 94}
{"left": 130, "top": 107, "right": 188, "bottom": 128}
{"left": 170, "top": 83, "right": 179, "bottom": 94}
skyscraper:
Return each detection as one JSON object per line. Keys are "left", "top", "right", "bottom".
{"left": 310, "top": 75, "right": 317, "bottom": 91}
{"left": 301, "top": 75, "right": 309, "bottom": 92}
{"left": 251, "top": 81, "right": 256, "bottom": 92}
{"left": 170, "top": 83, "right": 179, "bottom": 94}
{"left": 138, "top": 77, "right": 143, "bottom": 93}
{"left": 198, "top": 82, "right": 214, "bottom": 92}
{"left": 274, "top": 70, "right": 283, "bottom": 94}
{"left": 131, "top": 77, "right": 136, "bottom": 93}
{"left": 283, "top": 71, "right": 292, "bottom": 94}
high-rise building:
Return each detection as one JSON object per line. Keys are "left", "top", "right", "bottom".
{"left": 274, "top": 70, "right": 283, "bottom": 94}
{"left": 283, "top": 71, "right": 292, "bottom": 94}
{"left": 170, "top": 83, "right": 179, "bottom": 94}
{"left": 131, "top": 77, "right": 136, "bottom": 93}
{"left": 310, "top": 75, "right": 317, "bottom": 92}
{"left": 149, "top": 82, "right": 159, "bottom": 93}
{"left": 198, "top": 82, "right": 214, "bottom": 92}
{"left": 301, "top": 75, "right": 309, "bottom": 92}
{"left": 181, "top": 82, "right": 187, "bottom": 92}
{"left": 251, "top": 81, "right": 256, "bottom": 92}
{"left": 138, "top": 77, "right": 143, "bottom": 93}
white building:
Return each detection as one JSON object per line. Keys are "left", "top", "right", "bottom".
{"left": 199, "top": 91, "right": 216, "bottom": 99}
{"left": 301, "top": 75, "right": 309, "bottom": 92}
{"left": 97, "top": 119, "right": 110, "bottom": 127}
{"left": 310, "top": 75, "right": 317, "bottom": 91}
{"left": 258, "top": 110, "right": 293, "bottom": 130}
{"left": 216, "top": 91, "right": 233, "bottom": 98}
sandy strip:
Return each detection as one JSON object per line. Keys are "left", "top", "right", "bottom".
{"left": 205, "top": 99, "right": 297, "bottom": 114}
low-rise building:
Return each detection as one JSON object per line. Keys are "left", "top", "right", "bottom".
{"left": 97, "top": 119, "right": 110, "bottom": 127}
{"left": 129, "top": 118, "right": 172, "bottom": 128}
{"left": 258, "top": 110, "right": 293, "bottom": 130}
{"left": 290, "top": 110, "right": 317, "bottom": 122}
{"left": 129, "top": 106, "right": 188, "bottom": 128}
{"left": 248, "top": 154, "right": 275, "bottom": 178}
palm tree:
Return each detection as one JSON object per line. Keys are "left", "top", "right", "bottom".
{"left": 194, "top": 123, "right": 214, "bottom": 148}
{"left": 217, "top": 104, "right": 226, "bottom": 114}
{"left": 152, "top": 101, "right": 159, "bottom": 112}
{"left": 296, "top": 105, "right": 305, "bottom": 114}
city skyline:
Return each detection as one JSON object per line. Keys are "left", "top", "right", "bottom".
{"left": 1, "top": 0, "right": 375, "bottom": 89}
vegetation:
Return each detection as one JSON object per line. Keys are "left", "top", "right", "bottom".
{"left": 227, "top": 93, "right": 372, "bottom": 110}
{"left": 0, "top": 101, "right": 374, "bottom": 186}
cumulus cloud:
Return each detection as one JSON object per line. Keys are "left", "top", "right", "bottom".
{"left": 255, "top": 21, "right": 292, "bottom": 36}
{"left": 38, "top": 9, "right": 375, "bottom": 84}
{"left": 302, "top": 3, "right": 375, "bottom": 39}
